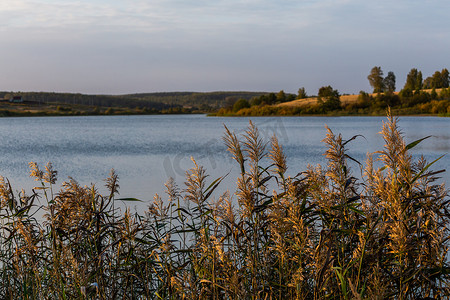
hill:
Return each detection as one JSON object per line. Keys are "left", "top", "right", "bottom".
{"left": 277, "top": 93, "right": 383, "bottom": 108}
{"left": 0, "top": 91, "right": 268, "bottom": 113}
{"left": 121, "top": 91, "right": 268, "bottom": 110}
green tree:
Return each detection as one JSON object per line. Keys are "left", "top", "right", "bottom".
{"left": 404, "top": 68, "right": 422, "bottom": 90}
{"left": 356, "top": 91, "right": 371, "bottom": 108}
{"left": 440, "top": 87, "right": 450, "bottom": 99}
{"left": 399, "top": 88, "right": 413, "bottom": 98}
{"left": 266, "top": 93, "right": 277, "bottom": 105}
{"left": 233, "top": 99, "right": 250, "bottom": 112}
{"left": 423, "top": 76, "right": 432, "bottom": 89}
{"left": 276, "top": 90, "right": 286, "bottom": 103}
{"left": 250, "top": 96, "right": 263, "bottom": 106}
{"left": 383, "top": 71, "right": 396, "bottom": 93}
{"left": 422, "top": 69, "right": 448, "bottom": 89}
{"left": 441, "top": 68, "right": 449, "bottom": 88}
{"left": 286, "top": 94, "right": 296, "bottom": 102}
{"left": 318, "top": 85, "right": 340, "bottom": 111}
{"left": 224, "top": 97, "right": 238, "bottom": 110}
{"left": 431, "top": 88, "right": 438, "bottom": 100}
{"left": 431, "top": 71, "right": 443, "bottom": 89}
{"left": 297, "top": 87, "right": 307, "bottom": 99}
{"left": 368, "top": 66, "right": 384, "bottom": 93}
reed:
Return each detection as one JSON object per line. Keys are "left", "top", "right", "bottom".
{"left": 0, "top": 112, "right": 448, "bottom": 299}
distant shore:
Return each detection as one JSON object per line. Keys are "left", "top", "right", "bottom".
{"left": 0, "top": 100, "right": 185, "bottom": 117}
{"left": 1, "top": 88, "right": 449, "bottom": 117}
{"left": 213, "top": 89, "right": 450, "bottom": 117}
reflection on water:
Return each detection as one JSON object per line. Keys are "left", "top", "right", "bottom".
{"left": 0, "top": 115, "right": 448, "bottom": 207}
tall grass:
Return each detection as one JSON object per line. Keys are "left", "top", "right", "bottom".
{"left": 0, "top": 112, "right": 448, "bottom": 299}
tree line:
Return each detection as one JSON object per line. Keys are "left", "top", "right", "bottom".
{"left": 360, "top": 66, "right": 450, "bottom": 114}
{"left": 368, "top": 66, "right": 449, "bottom": 93}
{"left": 2, "top": 67, "right": 450, "bottom": 116}
{"left": 0, "top": 91, "right": 269, "bottom": 114}
{"left": 218, "top": 66, "right": 450, "bottom": 116}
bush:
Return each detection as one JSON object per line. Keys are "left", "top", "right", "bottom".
{"left": 318, "top": 85, "right": 341, "bottom": 112}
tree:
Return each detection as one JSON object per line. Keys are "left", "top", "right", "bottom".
{"left": 423, "top": 76, "right": 432, "bottom": 89}
{"left": 441, "top": 68, "right": 449, "bottom": 88}
{"left": 233, "top": 99, "right": 250, "bottom": 112}
{"left": 286, "top": 94, "right": 296, "bottom": 102}
{"left": 423, "top": 68, "right": 449, "bottom": 89}
{"left": 224, "top": 97, "right": 238, "bottom": 110}
{"left": 266, "top": 93, "right": 277, "bottom": 105}
{"left": 357, "top": 91, "right": 371, "bottom": 108}
{"left": 404, "top": 68, "right": 422, "bottom": 90}
{"left": 431, "top": 71, "right": 443, "bottom": 89}
{"left": 383, "top": 71, "right": 396, "bottom": 93}
{"left": 318, "top": 85, "right": 340, "bottom": 111}
{"left": 368, "top": 66, "right": 384, "bottom": 93}
{"left": 431, "top": 88, "right": 438, "bottom": 100}
{"left": 297, "top": 87, "right": 307, "bottom": 99}
{"left": 417, "top": 70, "right": 423, "bottom": 90}
{"left": 276, "top": 90, "right": 286, "bottom": 103}
{"left": 250, "top": 96, "right": 263, "bottom": 106}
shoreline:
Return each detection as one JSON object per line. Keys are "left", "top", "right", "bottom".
{"left": 0, "top": 111, "right": 448, "bottom": 118}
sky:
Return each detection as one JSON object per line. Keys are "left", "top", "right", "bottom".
{"left": 1, "top": 0, "right": 450, "bottom": 95}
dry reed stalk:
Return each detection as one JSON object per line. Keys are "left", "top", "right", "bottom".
{"left": 0, "top": 113, "right": 447, "bottom": 299}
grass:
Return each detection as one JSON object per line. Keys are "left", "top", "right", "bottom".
{"left": 0, "top": 111, "right": 448, "bottom": 299}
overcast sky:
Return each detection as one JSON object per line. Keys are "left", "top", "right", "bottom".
{"left": 1, "top": 0, "right": 449, "bottom": 95}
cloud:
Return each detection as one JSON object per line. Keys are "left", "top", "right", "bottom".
{"left": 1, "top": 0, "right": 450, "bottom": 94}
{"left": 0, "top": 0, "right": 317, "bottom": 32}
{"left": 3, "top": 0, "right": 449, "bottom": 39}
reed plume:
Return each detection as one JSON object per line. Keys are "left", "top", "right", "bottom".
{"left": 0, "top": 114, "right": 448, "bottom": 299}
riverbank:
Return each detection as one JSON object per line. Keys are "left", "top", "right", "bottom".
{"left": 209, "top": 103, "right": 450, "bottom": 117}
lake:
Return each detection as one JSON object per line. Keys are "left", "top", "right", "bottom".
{"left": 0, "top": 115, "right": 448, "bottom": 208}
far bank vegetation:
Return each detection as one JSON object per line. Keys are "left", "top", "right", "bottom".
{"left": 2, "top": 67, "right": 450, "bottom": 117}
{"left": 0, "top": 91, "right": 267, "bottom": 117}
{"left": 215, "top": 67, "right": 450, "bottom": 116}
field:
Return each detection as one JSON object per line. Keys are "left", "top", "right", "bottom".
{"left": 277, "top": 89, "right": 442, "bottom": 108}
{"left": 276, "top": 93, "right": 372, "bottom": 108}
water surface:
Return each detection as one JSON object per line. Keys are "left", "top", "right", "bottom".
{"left": 0, "top": 115, "right": 447, "bottom": 207}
